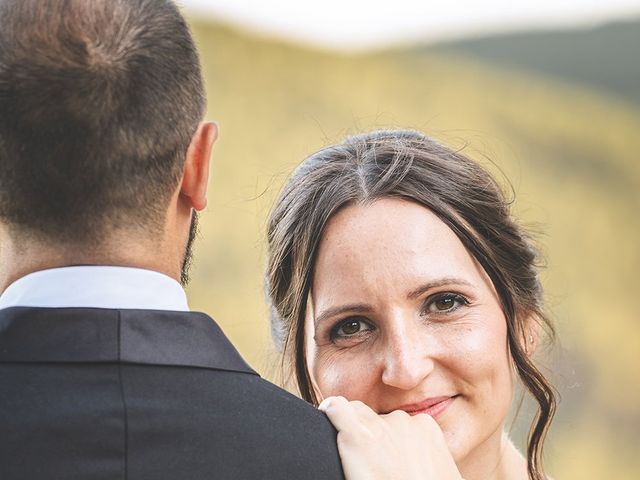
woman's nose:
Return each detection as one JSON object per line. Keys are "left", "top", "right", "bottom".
{"left": 380, "top": 321, "right": 435, "bottom": 391}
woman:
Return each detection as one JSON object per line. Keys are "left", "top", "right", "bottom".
{"left": 265, "top": 130, "right": 556, "bottom": 480}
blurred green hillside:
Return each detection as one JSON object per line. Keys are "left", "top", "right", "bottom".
{"left": 185, "top": 18, "right": 640, "bottom": 480}
{"left": 422, "top": 18, "right": 640, "bottom": 104}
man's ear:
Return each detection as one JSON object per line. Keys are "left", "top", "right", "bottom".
{"left": 181, "top": 122, "right": 218, "bottom": 211}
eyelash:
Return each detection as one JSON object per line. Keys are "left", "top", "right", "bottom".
{"left": 421, "top": 292, "right": 470, "bottom": 316}
{"left": 328, "top": 292, "right": 470, "bottom": 342}
{"left": 329, "top": 317, "right": 374, "bottom": 342}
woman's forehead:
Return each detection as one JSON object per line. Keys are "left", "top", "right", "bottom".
{"left": 311, "top": 198, "right": 487, "bottom": 298}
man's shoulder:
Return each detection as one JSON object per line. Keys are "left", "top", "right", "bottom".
{"left": 123, "top": 360, "right": 334, "bottom": 432}
{"left": 0, "top": 307, "right": 345, "bottom": 478}
{"left": 121, "top": 364, "right": 344, "bottom": 478}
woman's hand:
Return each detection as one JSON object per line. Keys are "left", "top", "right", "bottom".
{"left": 319, "top": 396, "right": 463, "bottom": 480}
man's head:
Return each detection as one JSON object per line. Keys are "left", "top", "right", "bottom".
{"left": 0, "top": 0, "right": 215, "bottom": 284}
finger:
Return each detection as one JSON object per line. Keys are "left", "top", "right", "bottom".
{"left": 318, "top": 396, "right": 367, "bottom": 433}
{"left": 319, "top": 397, "right": 379, "bottom": 423}
{"left": 317, "top": 395, "right": 341, "bottom": 412}
{"left": 380, "top": 408, "right": 410, "bottom": 420}
{"left": 348, "top": 400, "right": 380, "bottom": 422}
{"left": 410, "top": 412, "right": 448, "bottom": 445}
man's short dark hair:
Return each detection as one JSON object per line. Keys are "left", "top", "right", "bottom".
{"left": 0, "top": 0, "right": 205, "bottom": 242}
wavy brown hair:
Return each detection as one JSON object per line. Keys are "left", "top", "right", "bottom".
{"left": 266, "top": 129, "right": 556, "bottom": 480}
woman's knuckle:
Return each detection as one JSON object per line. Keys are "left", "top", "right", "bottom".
{"left": 387, "top": 409, "right": 410, "bottom": 420}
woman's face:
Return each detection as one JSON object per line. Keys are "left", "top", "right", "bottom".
{"left": 305, "top": 198, "right": 514, "bottom": 463}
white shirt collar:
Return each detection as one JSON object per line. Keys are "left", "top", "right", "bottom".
{"left": 0, "top": 266, "right": 189, "bottom": 311}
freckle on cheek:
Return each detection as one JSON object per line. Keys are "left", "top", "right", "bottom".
{"left": 315, "top": 364, "right": 338, "bottom": 393}
{"left": 449, "top": 327, "right": 505, "bottom": 375}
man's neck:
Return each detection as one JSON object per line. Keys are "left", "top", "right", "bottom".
{"left": 0, "top": 234, "right": 181, "bottom": 293}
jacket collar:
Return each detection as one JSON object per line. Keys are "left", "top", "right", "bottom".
{"left": 0, "top": 307, "right": 256, "bottom": 376}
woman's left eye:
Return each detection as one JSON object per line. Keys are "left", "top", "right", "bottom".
{"left": 423, "top": 293, "right": 469, "bottom": 314}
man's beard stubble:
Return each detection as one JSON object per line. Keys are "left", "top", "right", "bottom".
{"left": 180, "top": 211, "right": 199, "bottom": 286}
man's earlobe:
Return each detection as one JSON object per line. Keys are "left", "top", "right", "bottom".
{"left": 181, "top": 121, "right": 218, "bottom": 211}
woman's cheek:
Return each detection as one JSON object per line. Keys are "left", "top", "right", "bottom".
{"left": 443, "top": 311, "right": 508, "bottom": 370}
{"left": 442, "top": 314, "right": 513, "bottom": 414}
{"left": 312, "top": 348, "right": 371, "bottom": 399}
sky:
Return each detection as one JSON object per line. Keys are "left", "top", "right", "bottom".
{"left": 181, "top": 0, "right": 640, "bottom": 50}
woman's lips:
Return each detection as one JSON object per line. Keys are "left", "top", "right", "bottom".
{"left": 387, "top": 395, "right": 457, "bottom": 417}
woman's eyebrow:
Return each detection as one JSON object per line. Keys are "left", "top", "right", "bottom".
{"left": 314, "top": 303, "right": 371, "bottom": 327}
{"left": 407, "top": 277, "right": 473, "bottom": 300}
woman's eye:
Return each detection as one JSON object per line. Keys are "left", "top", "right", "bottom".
{"left": 330, "top": 317, "right": 372, "bottom": 340}
{"left": 425, "top": 293, "right": 468, "bottom": 314}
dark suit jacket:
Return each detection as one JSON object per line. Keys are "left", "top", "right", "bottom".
{"left": 0, "top": 307, "right": 344, "bottom": 480}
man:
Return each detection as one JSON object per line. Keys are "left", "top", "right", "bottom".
{"left": 0, "top": 1, "right": 343, "bottom": 479}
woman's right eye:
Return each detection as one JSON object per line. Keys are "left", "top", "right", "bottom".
{"left": 330, "top": 317, "right": 373, "bottom": 341}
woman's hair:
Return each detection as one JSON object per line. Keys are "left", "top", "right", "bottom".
{"left": 266, "top": 129, "right": 556, "bottom": 480}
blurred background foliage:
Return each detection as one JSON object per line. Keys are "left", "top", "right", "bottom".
{"left": 183, "top": 16, "right": 640, "bottom": 479}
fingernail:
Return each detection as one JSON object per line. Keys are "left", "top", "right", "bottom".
{"left": 318, "top": 397, "right": 333, "bottom": 411}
